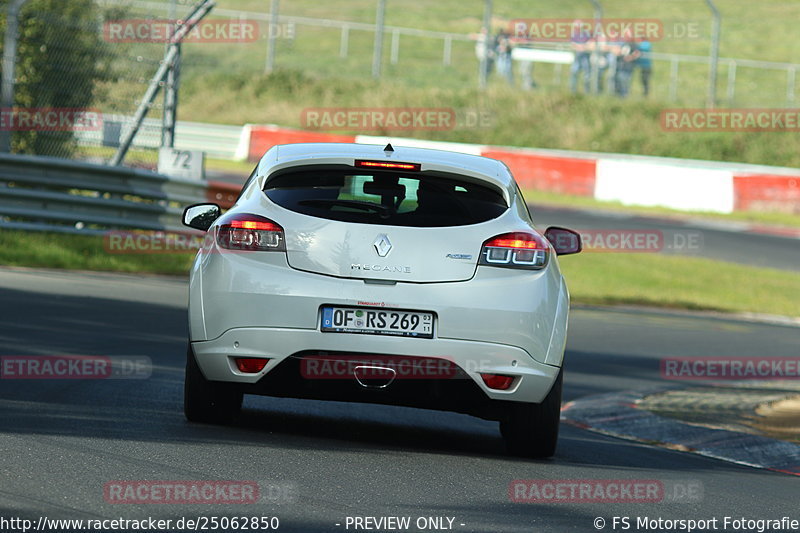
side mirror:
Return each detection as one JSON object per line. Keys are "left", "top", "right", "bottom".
{"left": 183, "top": 203, "right": 221, "bottom": 232}
{"left": 544, "top": 226, "right": 582, "bottom": 255}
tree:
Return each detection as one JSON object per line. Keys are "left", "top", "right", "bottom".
{"left": 1, "top": 0, "right": 116, "bottom": 157}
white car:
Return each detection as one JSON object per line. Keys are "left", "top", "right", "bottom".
{"left": 182, "top": 142, "right": 581, "bottom": 458}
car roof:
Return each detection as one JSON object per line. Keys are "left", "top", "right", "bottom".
{"left": 259, "top": 142, "right": 515, "bottom": 195}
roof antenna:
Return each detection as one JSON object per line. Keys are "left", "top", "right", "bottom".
{"left": 383, "top": 143, "right": 394, "bottom": 153}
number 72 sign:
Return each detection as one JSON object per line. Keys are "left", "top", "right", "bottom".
{"left": 158, "top": 148, "right": 205, "bottom": 180}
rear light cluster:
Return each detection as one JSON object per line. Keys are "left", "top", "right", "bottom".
{"left": 216, "top": 214, "right": 285, "bottom": 252}
{"left": 479, "top": 232, "right": 549, "bottom": 270}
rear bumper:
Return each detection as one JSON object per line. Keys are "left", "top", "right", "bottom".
{"left": 191, "top": 327, "right": 561, "bottom": 405}
{"left": 190, "top": 251, "right": 570, "bottom": 367}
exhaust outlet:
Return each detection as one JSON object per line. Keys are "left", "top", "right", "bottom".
{"left": 353, "top": 365, "right": 397, "bottom": 389}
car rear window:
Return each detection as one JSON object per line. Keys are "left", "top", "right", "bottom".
{"left": 263, "top": 167, "right": 508, "bottom": 227}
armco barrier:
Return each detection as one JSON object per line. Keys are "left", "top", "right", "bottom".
{"left": 0, "top": 153, "right": 224, "bottom": 234}
{"left": 241, "top": 125, "right": 800, "bottom": 215}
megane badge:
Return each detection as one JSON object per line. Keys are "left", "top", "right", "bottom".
{"left": 373, "top": 234, "right": 392, "bottom": 257}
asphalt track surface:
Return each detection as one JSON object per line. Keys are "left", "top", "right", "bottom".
{"left": 0, "top": 268, "right": 798, "bottom": 532}
{"left": 529, "top": 204, "right": 800, "bottom": 273}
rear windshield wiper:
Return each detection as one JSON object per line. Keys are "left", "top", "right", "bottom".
{"left": 298, "top": 199, "right": 393, "bottom": 218}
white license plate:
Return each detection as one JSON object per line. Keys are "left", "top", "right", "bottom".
{"left": 321, "top": 307, "right": 433, "bottom": 338}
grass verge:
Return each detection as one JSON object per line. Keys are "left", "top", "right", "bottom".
{"left": 558, "top": 253, "right": 800, "bottom": 318}
{"left": 1, "top": 230, "right": 798, "bottom": 318}
{"left": 0, "top": 231, "right": 193, "bottom": 275}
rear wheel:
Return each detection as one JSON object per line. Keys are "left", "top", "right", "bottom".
{"left": 184, "top": 344, "right": 242, "bottom": 424}
{"left": 500, "top": 369, "right": 562, "bottom": 458}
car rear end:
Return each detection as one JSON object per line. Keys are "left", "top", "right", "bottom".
{"left": 186, "top": 143, "right": 573, "bottom": 456}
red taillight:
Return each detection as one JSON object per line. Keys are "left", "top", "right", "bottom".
{"left": 484, "top": 237, "right": 540, "bottom": 249}
{"left": 216, "top": 214, "right": 285, "bottom": 252}
{"left": 355, "top": 160, "right": 421, "bottom": 171}
{"left": 480, "top": 373, "right": 515, "bottom": 390}
{"left": 234, "top": 358, "right": 269, "bottom": 373}
{"left": 229, "top": 220, "right": 281, "bottom": 231}
{"left": 479, "top": 232, "right": 549, "bottom": 270}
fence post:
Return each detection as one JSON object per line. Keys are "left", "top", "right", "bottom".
{"left": 390, "top": 29, "right": 400, "bottom": 65}
{"left": 704, "top": 0, "right": 721, "bottom": 108}
{"left": 161, "top": 0, "right": 180, "bottom": 149}
{"left": 787, "top": 67, "right": 796, "bottom": 106}
{"left": 161, "top": 46, "right": 181, "bottom": 148}
{"left": 589, "top": 0, "right": 603, "bottom": 94}
{"left": 264, "top": 0, "right": 280, "bottom": 74}
{"left": 478, "top": 0, "right": 493, "bottom": 90}
{"left": 0, "top": 0, "right": 32, "bottom": 153}
{"left": 726, "top": 60, "right": 736, "bottom": 104}
{"left": 340, "top": 25, "right": 350, "bottom": 58}
{"left": 372, "top": 0, "right": 386, "bottom": 78}
{"left": 669, "top": 57, "right": 679, "bottom": 101}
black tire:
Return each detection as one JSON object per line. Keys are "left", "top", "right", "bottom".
{"left": 184, "top": 344, "right": 243, "bottom": 424}
{"left": 500, "top": 369, "right": 563, "bottom": 458}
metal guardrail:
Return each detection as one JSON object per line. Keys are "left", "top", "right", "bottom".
{"left": 0, "top": 153, "right": 221, "bottom": 235}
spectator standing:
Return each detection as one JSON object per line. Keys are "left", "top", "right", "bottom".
{"left": 495, "top": 30, "right": 514, "bottom": 85}
{"left": 472, "top": 27, "right": 495, "bottom": 80}
{"left": 569, "top": 20, "right": 592, "bottom": 93}
{"left": 589, "top": 29, "right": 613, "bottom": 94}
{"left": 636, "top": 40, "right": 653, "bottom": 96}
{"left": 614, "top": 31, "right": 640, "bottom": 98}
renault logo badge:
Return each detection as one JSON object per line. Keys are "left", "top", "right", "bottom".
{"left": 373, "top": 234, "right": 392, "bottom": 257}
